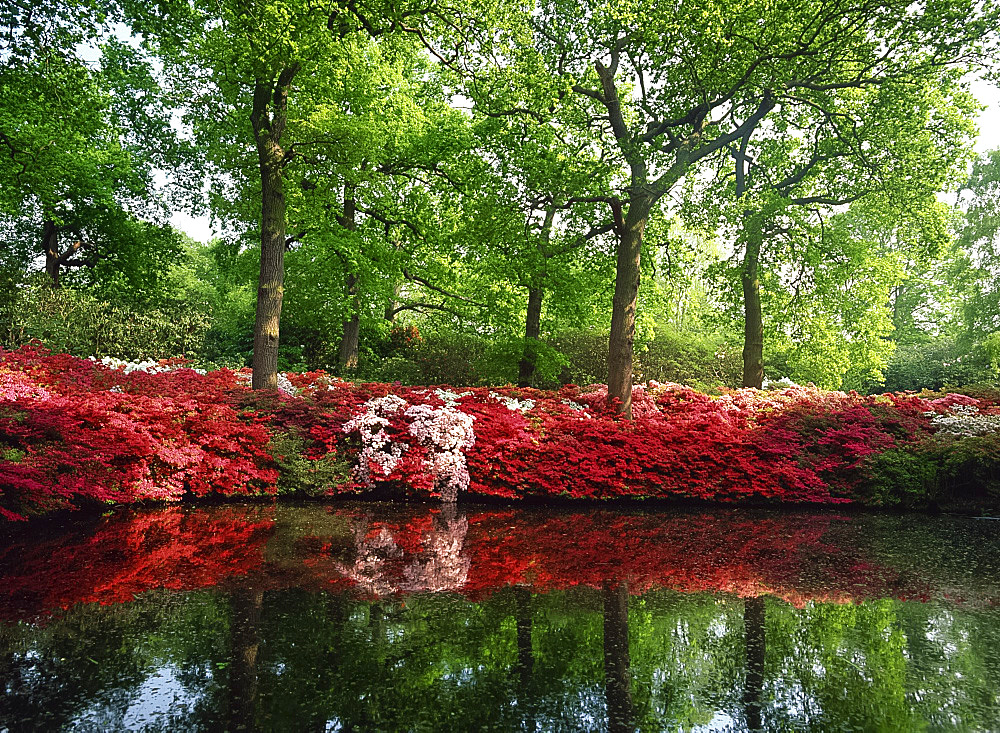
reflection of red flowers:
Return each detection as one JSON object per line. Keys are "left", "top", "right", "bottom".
{"left": 0, "top": 505, "right": 946, "bottom": 622}
{"left": 0, "top": 506, "right": 274, "bottom": 620}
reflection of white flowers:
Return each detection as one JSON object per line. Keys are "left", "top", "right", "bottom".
{"left": 343, "top": 395, "right": 410, "bottom": 487}
{"left": 927, "top": 403, "right": 1000, "bottom": 437}
{"left": 405, "top": 404, "right": 475, "bottom": 500}
{"left": 402, "top": 514, "right": 471, "bottom": 593}
{"left": 335, "top": 525, "right": 403, "bottom": 597}
{"left": 337, "top": 513, "right": 471, "bottom": 597}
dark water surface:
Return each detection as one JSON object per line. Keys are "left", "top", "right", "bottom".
{"left": 2, "top": 502, "right": 1000, "bottom": 732}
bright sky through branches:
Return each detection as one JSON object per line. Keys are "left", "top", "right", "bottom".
{"left": 170, "top": 81, "right": 1000, "bottom": 243}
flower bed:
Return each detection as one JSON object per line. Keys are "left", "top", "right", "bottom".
{"left": 1, "top": 345, "right": 999, "bottom": 520}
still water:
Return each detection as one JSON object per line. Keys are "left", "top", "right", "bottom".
{"left": 2, "top": 502, "right": 1000, "bottom": 732}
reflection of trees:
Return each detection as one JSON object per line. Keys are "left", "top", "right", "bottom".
{"left": 743, "top": 597, "right": 766, "bottom": 732}
{"left": 603, "top": 581, "right": 634, "bottom": 733}
{"left": 513, "top": 586, "right": 536, "bottom": 729}
{"left": 515, "top": 586, "right": 534, "bottom": 684}
{"left": 7, "top": 586, "right": 1000, "bottom": 731}
{"left": 227, "top": 589, "right": 264, "bottom": 733}
{"left": 0, "top": 590, "right": 230, "bottom": 730}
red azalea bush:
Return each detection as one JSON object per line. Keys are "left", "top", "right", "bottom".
{"left": 0, "top": 345, "right": 278, "bottom": 520}
{"left": 2, "top": 344, "right": 999, "bottom": 520}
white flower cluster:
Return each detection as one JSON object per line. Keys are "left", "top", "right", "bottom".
{"left": 405, "top": 403, "right": 476, "bottom": 501}
{"left": 762, "top": 376, "right": 800, "bottom": 389}
{"left": 342, "top": 395, "right": 477, "bottom": 500}
{"left": 927, "top": 403, "right": 1000, "bottom": 437}
{"left": 92, "top": 356, "right": 207, "bottom": 376}
{"left": 434, "top": 388, "right": 472, "bottom": 406}
{"left": 490, "top": 391, "right": 535, "bottom": 413}
{"left": 232, "top": 370, "right": 296, "bottom": 395}
{"left": 342, "top": 395, "right": 410, "bottom": 487}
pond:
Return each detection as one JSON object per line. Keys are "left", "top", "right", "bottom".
{"left": 2, "top": 502, "right": 1000, "bottom": 731}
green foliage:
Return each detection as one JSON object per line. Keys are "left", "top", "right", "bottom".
{"left": 549, "top": 328, "right": 741, "bottom": 390}
{"left": 878, "top": 339, "right": 999, "bottom": 393}
{"left": 356, "top": 326, "right": 740, "bottom": 390}
{"left": 1, "top": 285, "right": 209, "bottom": 360}
{"left": 1, "top": 447, "right": 26, "bottom": 463}
{"left": 861, "top": 432, "right": 1000, "bottom": 510}
{"left": 861, "top": 447, "right": 941, "bottom": 508}
{"left": 939, "top": 433, "right": 1000, "bottom": 500}
{"left": 270, "top": 430, "right": 351, "bottom": 496}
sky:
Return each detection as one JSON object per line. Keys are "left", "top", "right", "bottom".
{"left": 972, "top": 78, "right": 1000, "bottom": 153}
{"left": 170, "top": 80, "right": 1000, "bottom": 243}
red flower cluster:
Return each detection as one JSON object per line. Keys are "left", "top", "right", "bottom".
{"left": 0, "top": 345, "right": 277, "bottom": 520}
{"left": 2, "top": 345, "right": 996, "bottom": 520}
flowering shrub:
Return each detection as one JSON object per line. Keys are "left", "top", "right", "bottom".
{"left": 0, "top": 345, "right": 278, "bottom": 520}
{"left": 404, "top": 403, "right": 475, "bottom": 500}
{"left": 2, "top": 344, "right": 999, "bottom": 520}
{"left": 342, "top": 395, "right": 412, "bottom": 488}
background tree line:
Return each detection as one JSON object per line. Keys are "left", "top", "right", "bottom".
{"left": 2, "top": 0, "right": 999, "bottom": 409}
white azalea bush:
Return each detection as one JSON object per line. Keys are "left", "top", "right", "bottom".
{"left": 342, "top": 394, "right": 476, "bottom": 501}
{"left": 926, "top": 403, "right": 1000, "bottom": 438}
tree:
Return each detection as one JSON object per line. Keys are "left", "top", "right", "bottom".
{"left": 482, "top": 0, "right": 997, "bottom": 412}
{"left": 958, "top": 148, "right": 1000, "bottom": 343}
{"left": 156, "top": 0, "right": 507, "bottom": 387}
{"left": 0, "top": 32, "right": 185, "bottom": 297}
{"left": 699, "top": 64, "right": 977, "bottom": 387}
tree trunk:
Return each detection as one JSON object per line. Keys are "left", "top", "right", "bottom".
{"left": 743, "top": 596, "right": 766, "bottom": 732}
{"left": 227, "top": 588, "right": 264, "bottom": 733}
{"left": 43, "top": 219, "right": 61, "bottom": 288}
{"left": 518, "top": 286, "right": 543, "bottom": 387}
{"left": 252, "top": 152, "right": 286, "bottom": 390}
{"left": 603, "top": 580, "right": 634, "bottom": 733}
{"left": 338, "top": 189, "right": 360, "bottom": 374}
{"left": 384, "top": 225, "right": 403, "bottom": 323}
{"left": 608, "top": 208, "right": 647, "bottom": 419}
{"left": 741, "top": 215, "right": 765, "bottom": 389}
{"left": 250, "top": 65, "right": 298, "bottom": 391}
{"left": 384, "top": 279, "right": 402, "bottom": 323}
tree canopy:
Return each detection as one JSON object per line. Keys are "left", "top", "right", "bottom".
{"left": 2, "top": 0, "right": 999, "bottom": 398}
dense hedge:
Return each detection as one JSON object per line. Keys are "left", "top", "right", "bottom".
{"left": 2, "top": 345, "right": 999, "bottom": 520}
{"left": 1, "top": 286, "right": 210, "bottom": 361}
{"left": 358, "top": 326, "right": 742, "bottom": 391}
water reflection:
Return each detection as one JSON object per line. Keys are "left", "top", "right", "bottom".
{"left": 3, "top": 503, "right": 1000, "bottom": 730}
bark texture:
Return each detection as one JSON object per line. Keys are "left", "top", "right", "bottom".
{"left": 741, "top": 215, "right": 765, "bottom": 389}
{"left": 42, "top": 219, "right": 84, "bottom": 288}
{"left": 250, "top": 64, "right": 299, "bottom": 390}
{"left": 338, "top": 189, "right": 360, "bottom": 374}
{"left": 517, "top": 287, "right": 543, "bottom": 387}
